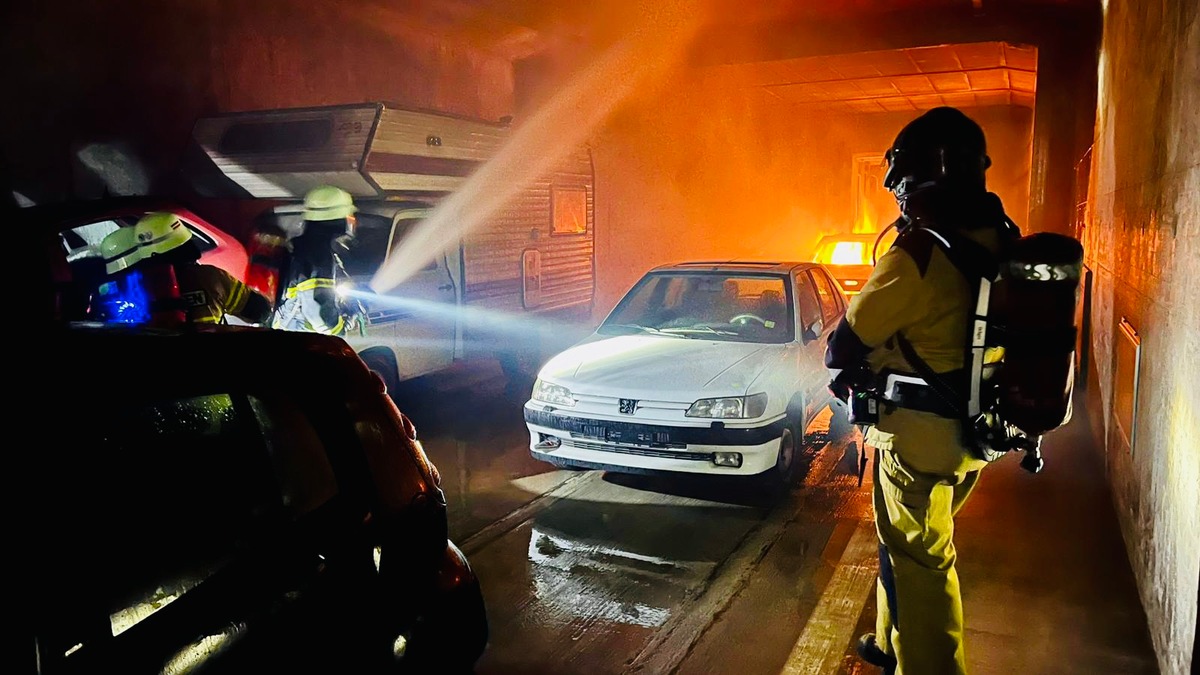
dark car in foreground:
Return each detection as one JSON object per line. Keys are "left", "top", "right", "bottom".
{"left": 20, "top": 324, "right": 487, "bottom": 674}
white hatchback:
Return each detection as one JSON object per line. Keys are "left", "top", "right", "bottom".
{"left": 525, "top": 261, "right": 849, "bottom": 486}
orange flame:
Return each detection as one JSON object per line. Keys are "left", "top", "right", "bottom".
{"left": 851, "top": 201, "right": 877, "bottom": 234}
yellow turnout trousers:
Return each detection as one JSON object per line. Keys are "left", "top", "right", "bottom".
{"left": 873, "top": 447, "right": 981, "bottom": 674}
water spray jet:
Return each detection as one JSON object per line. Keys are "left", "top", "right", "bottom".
{"left": 371, "top": 2, "right": 708, "bottom": 294}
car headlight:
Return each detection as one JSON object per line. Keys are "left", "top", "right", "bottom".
{"left": 686, "top": 393, "right": 768, "bottom": 419}
{"left": 532, "top": 379, "right": 576, "bottom": 407}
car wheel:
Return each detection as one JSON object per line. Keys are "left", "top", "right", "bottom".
{"left": 404, "top": 578, "right": 489, "bottom": 673}
{"left": 761, "top": 421, "right": 800, "bottom": 492}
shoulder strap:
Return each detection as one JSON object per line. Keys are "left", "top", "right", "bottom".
{"left": 894, "top": 225, "right": 998, "bottom": 419}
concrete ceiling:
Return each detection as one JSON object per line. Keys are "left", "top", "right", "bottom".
{"left": 443, "top": 0, "right": 1094, "bottom": 50}
{"left": 411, "top": 1, "right": 1063, "bottom": 115}
{"left": 708, "top": 42, "right": 1038, "bottom": 113}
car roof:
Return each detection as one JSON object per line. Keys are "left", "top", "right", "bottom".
{"left": 43, "top": 323, "right": 372, "bottom": 398}
{"left": 650, "top": 260, "right": 819, "bottom": 274}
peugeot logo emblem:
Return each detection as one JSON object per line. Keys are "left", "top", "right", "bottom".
{"left": 618, "top": 399, "right": 638, "bottom": 415}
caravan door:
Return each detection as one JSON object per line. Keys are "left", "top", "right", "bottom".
{"left": 363, "top": 205, "right": 458, "bottom": 380}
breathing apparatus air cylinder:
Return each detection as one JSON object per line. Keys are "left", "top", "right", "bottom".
{"left": 246, "top": 230, "right": 287, "bottom": 305}
{"left": 988, "top": 232, "right": 1084, "bottom": 436}
{"left": 141, "top": 263, "right": 188, "bottom": 327}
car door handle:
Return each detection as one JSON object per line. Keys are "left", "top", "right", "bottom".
{"left": 438, "top": 284, "right": 454, "bottom": 291}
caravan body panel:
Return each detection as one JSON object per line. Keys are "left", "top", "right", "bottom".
{"left": 191, "top": 104, "right": 381, "bottom": 198}
{"left": 463, "top": 146, "right": 594, "bottom": 315}
{"left": 366, "top": 108, "right": 505, "bottom": 193}
{"left": 190, "top": 103, "right": 506, "bottom": 198}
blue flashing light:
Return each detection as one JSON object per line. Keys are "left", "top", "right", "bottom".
{"left": 96, "top": 270, "right": 151, "bottom": 325}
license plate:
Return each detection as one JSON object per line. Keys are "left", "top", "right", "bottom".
{"left": 580, "top": 425, "right": 606, "bottom": 440}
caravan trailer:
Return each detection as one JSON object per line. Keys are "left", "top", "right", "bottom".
{"left": 190, "top": 102, "right": 595, "bottom": 391}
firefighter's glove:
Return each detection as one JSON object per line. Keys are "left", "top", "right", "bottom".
{"left": 343, "top": 305, "right": 368, "bottom": 336}
{"left": 828, "top": 365, "right": 872, "bottom": 404}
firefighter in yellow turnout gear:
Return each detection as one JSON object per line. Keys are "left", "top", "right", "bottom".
{"left": 826, "top": 107, "right": 1020, "bottom": 674}
{"left": 273, "top": 185, "right": 364, "bottom": 336}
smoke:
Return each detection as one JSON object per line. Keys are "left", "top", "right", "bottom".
{"left": 370, "top": 1, "right": 709, "bottom": 293}
{"left": 74, "top": 142, "right": 151, "bottom": 198}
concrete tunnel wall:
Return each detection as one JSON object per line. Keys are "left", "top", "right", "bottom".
{"left": 2, "top": 0, "right": 515, "bottom": 228}
{"left": 1081, "top": 1, "right": 1199, "bottom": 671}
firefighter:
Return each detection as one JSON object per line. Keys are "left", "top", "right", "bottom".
{"left": 825, "top": 107, "right": 1019, "bottom": 674}
{"left": 272, "top": 185, "right": 363, "bottom": 336}
{"left": 132, "top": 211, "right": 273, "bottom": 326}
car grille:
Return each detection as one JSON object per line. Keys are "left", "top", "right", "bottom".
{"left": 562, "top": 439, "right": 711, "bottom": 462}
{"left": 573, "top": 393, "right": 691, "bottom": 414}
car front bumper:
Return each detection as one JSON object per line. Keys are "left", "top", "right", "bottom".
{"left": 524, "top": 406, "right": 787, "bottom": 476}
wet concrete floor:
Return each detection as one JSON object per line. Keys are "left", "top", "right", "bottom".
{"left": 392, "top": 359, "right": 1157, "bottom": 675}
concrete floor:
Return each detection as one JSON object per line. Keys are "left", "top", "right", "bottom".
{"left": 395, "top": 359, "right": 1158, "bottom": 674}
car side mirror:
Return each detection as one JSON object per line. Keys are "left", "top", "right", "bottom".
{"left": 802, "top": 320, "right": 823, "bottom": 343}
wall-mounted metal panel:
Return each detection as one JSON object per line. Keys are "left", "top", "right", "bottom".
{"left": 1114, "top": 317, "right": 1141, "bottom": 453}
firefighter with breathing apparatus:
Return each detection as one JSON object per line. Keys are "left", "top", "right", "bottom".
{"left": 272, "top": 185, "right": 366, "bottom": 336}
{"left": 825, "top": 107, "right": 1083, "bottom": 674}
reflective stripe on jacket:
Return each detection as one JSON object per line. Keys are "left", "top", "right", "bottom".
{"left": 273, "top": 276, "right": 346, "bottom": 335}
{"left": 174, "top": 264, "right": 262, "bottom": 325}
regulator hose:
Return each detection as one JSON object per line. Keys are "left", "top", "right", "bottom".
{"left": 872, "top": 218, "right": 902, "bottom": 265}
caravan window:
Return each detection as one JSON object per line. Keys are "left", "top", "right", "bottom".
{"left": 551, "top": 186, "right": 588, "bottom": 235}
{"left": 219, "top": 119, "right": 333, "bottom": 155}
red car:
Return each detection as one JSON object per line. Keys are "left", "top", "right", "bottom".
{"left": 23, "top": 197, "right": 251, "bottom": 322}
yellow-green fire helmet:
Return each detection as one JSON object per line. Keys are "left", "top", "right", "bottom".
{"left": 303, "top": 185, "right": 357, "bottom": 222}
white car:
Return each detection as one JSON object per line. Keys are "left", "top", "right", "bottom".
{"left": 524, "top": 261, "right": 850, "bottom": 487}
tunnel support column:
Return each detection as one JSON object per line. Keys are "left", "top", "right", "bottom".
{"left": 1028, "top": 29, "right": 1100, "bottom": 236}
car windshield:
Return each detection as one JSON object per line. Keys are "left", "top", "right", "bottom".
{"left": 599, "top": 272, "right": 794, "bottom": 344}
